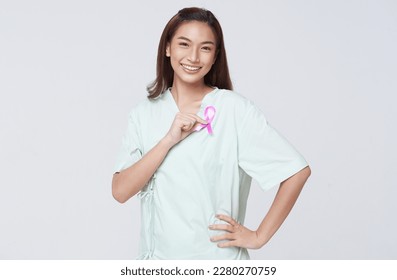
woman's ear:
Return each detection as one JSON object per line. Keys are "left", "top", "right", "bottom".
{"left": 166, "top": 43, "right": 170, "bottom": 57}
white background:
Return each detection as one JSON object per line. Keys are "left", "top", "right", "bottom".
{"left": 0, "top": 0, "right": 396, "bottom": 259}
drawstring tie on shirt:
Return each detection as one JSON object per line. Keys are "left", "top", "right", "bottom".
{"left": 136, "top": 173, "right": 156, "bottom": 259}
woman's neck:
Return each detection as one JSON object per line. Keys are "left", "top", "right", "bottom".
{"left": 170, "top": 81, "right": 213, "bottom": 113}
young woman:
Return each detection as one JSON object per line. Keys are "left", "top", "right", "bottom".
{"left": 112, "top": 7, "right": 311, "bottom": 260}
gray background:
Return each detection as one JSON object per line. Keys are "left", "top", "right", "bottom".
{"left": 1, "top": 0, "right": 396, "bottom": 259}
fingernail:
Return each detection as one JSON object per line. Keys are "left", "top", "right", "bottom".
{"left": 208, "top": 225, "right": 213, "bottom": 229}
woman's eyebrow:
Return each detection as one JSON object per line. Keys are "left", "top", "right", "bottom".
{"left": 176, "top": 36, "right": 215, "bottom": 45}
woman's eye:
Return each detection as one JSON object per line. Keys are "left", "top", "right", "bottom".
{"left": 179, "top": 42, "right": 189, "bottom": 47}
{"left": 202, "top": 46, "right": 212, "bottom": 51}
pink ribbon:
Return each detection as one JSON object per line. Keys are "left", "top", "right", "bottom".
{"left": 195, "top": 105, "right": 216, "bottom": 134}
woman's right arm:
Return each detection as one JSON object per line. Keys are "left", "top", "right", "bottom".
{"left": 111, "top": 137, "right": 174, "bottom": 203}
{"left": 112, "top": 112, "right": 207, "bottom": 203}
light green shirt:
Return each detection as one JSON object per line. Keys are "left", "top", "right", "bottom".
{"left": 114, "top": 88, "right": 308, "bottom": 259}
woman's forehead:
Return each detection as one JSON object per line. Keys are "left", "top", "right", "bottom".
{"left": 172, "top": 21, "right": 216, "bottom": 43}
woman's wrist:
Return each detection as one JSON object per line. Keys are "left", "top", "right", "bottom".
{"left": 159, "top": 136, "right": 176, "bottom": 150}
{"left": 255, "top": 229, "right": 271, "bottom": 248}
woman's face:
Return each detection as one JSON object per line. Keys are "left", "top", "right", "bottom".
{"left": 166, "top": 21, "right": 217, "bottom": 87}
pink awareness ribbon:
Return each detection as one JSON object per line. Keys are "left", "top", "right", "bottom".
{"left": 195, "top": 105, "right": 216, "bottom": 134}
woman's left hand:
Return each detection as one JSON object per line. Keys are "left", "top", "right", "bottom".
{"left": 209, "top": 214, "right": 263, "bottom": 249}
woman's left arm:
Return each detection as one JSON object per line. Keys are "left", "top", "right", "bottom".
{"left": 210, "top": 166, "right": 311, "bottom": 249}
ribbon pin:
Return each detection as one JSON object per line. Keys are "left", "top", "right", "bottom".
{"left": 195, "top": 105, "right": 216, "bottom": 134}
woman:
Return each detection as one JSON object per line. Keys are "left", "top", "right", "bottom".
{"left": 112, "top": 7, "right": 311, "bottom": 259}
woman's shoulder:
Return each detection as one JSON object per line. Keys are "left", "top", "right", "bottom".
{"left": 215, "top": 89, "right": 257, "bottom": 111}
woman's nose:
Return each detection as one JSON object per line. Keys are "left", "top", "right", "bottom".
{"left": 188, "top": 48, "right": 200, "bottom": 63}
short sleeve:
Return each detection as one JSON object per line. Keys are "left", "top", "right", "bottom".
{"left": 237, "top": 102, "right": 308, "bottom": 191}
{"left": 113, "top": 111, "right": 142, "bottom": 174}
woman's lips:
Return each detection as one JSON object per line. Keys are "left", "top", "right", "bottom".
{"left": 181, "top": 63, "right": 202, "bottom": 72}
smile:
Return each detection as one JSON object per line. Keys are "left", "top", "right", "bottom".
{"left": 181, "top": 64, "right": 202, "bottom": 71}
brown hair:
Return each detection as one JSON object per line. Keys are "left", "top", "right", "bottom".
{"left": 147, "top": 7, "right": 233, "bottom": 99}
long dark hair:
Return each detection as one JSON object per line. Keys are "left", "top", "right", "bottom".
{"left": 147, "top": 7, "right": 233, "bottom": 99}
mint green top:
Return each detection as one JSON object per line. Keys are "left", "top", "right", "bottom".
{"left": 114, "top": 88, "right": 308, "bottom": 259}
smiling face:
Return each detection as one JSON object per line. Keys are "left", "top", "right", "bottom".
{"left": 166, "top": 21, "right": 217, "bottom": 88}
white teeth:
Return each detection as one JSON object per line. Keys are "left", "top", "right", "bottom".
{"left": 182, "top": 64, "right": 201, "bottom": 71}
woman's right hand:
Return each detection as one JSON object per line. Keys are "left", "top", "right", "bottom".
{"left": 163, "top": 112, "right": 207, "bottom": 147}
